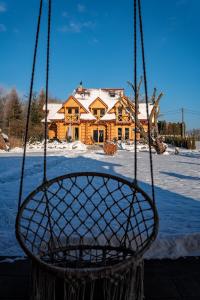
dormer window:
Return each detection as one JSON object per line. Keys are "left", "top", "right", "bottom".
{"left": 118, "top": 107, "right": 123, "bottom": 115}
{"left": 100, "top": 109, "right": 105, "bottom": 117}
{"left": 92, "top": 108, "right": 106, "bottom": 118}
{"left": 67, "top": 108, "right": 79, "bottom": 114}
{"left": 93, "top": 109, "right": 98, "bottom": 116}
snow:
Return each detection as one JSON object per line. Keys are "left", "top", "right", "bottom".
{"left": 1, "top": 133, "right": 9, "bottom": 140}
{"left": 42, "top": 103, "right": 64, "bottom": 121}
{"left": 0, "top": 146, "right": 200, "bottom": 259}
{"left": 80, "top": 113, "right": 96, "bottom": 120}
{"left": 74, "top": 88, "right": 121, "bottom": 111}
{"left": 196, "top": 141, "right": 200, "bottom": 150}
{"left": 119, "top": 143, "right": 150, "bottom": 152}
{"left": 9, "top": 141, "right": 87, "bottom": 153}
{"left": 101, "top": 113, "right": 116, "bottom": 120}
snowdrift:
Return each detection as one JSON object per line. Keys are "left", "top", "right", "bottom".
{"left": 9, "top": 140, "right": 88, "bottom": 152}
{"left": 145, "top": 233, "right": 200, "bottom": 259}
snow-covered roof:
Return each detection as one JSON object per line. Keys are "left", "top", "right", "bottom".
{"left": 74, "top": 88, "right": 122, "bottom": 112}
{"left": 43, "top": 103, "right": 64, "bottom": 121}
{"left": 80, "top": 113, "right": 96, "bottom": 120}
{"left": 44, "top": 90, "right": 153, "bottom": 122}
{"left": 138, "top": 103, "right": 153, "bottom": 120}
{"left": 101, "top": 113, "right": 116, "bottom": 121}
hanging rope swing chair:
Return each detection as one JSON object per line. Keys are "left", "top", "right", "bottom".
{"left": 15, "top": 0, "right": 159, "bottom": 299}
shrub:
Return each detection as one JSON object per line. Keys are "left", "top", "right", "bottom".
{"left": 164, "top": 136, "right": 196, "bottom": 150}
{"left": 9, "top": 136, "right": 23, "bottom": 149}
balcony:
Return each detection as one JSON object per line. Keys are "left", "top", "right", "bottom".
{"left": 116, "top": 114, "right": 132, "bottom": 124}
{"left": 65, "top": 114, "right": 80, "bottom": 124}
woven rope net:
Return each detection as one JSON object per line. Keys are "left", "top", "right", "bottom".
{"left": 16, "top": 172, "right": 158, "bottom": 300}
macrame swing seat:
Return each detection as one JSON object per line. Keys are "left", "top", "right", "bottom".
{"left": 16, "top": 0, "right": 159, "bottom": 299}
{"left": 16, "top": 173, "right": 158, "bottom": 299}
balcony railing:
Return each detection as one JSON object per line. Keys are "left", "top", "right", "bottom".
{"left": 65, "top": 114, "right": 80, "bottom": 123}
{"left": 116, "top": 114, "right": 132, "bottom": 123}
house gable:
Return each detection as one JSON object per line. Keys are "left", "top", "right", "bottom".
{"left": 89, "top": 97, "right": 108, "bottom": 111}
{"left": 58, "top": 96, "right": 88, "bottom": 114}
{"left": 108, "top": 97, "right": 135, "bottom": 114}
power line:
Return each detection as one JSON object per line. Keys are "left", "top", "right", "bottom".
{"left": 185, "top": 109, "right": 200, "bottom": 115}
{"left": 159, "top": 108, "right": 200, "bottom": 117}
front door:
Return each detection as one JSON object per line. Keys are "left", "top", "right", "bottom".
{"left": 99, "top": 130, "right": 104, "bottom": 143}
{"left": 93, "top": 130, "right": 99, "bottom": 143}
{"left": 93, "top": 130, "right": 104, "bottom": 143}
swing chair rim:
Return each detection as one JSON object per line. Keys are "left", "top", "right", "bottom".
{"left": 15, "top": 171, "right": 159, "bottom": 273}
{"left": 15, "top": 231, "right": 142, "bottom": 279}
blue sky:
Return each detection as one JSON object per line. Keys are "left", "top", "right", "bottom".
{"left": 0, "top": 0, "right": 200, "bottom": 128}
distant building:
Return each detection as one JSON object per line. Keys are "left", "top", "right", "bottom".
{"left": 45, "top": 85, "right": 155, "bottom": 144}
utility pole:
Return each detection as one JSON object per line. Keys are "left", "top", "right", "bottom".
{"left": 181, "top": 108, "right": 185, "bottom": 138}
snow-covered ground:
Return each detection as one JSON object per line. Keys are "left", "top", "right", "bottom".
{"left": 0, "top": 144, "right": 200, "bottom": 259}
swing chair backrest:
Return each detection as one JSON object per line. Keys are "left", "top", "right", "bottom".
{"left": 17, "top": 172, "right": 158, "bottom": 265}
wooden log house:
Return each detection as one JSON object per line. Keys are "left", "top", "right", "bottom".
{"left": 45, "top": 85, "right": 155, "bottom": 144}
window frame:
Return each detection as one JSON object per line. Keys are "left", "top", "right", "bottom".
{"left": 125, "top": 128, "right": 129, "bottom": 140}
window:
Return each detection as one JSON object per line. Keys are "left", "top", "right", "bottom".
{"left": 92, "top": 108, "right": 105, "bottom": 118}
{"left": 100, "top": 109, "right": 105, "bottom": 117}
{"left": 109, "top": 91, "right": 116, "bottom": 97}
{"left": 75, "top": 108, "right": 79, "bottom": 114}
{"left": 74, "top": 127, "right": 79, "bottom": 140}
{"left": 125, "top": 128, "right": 129, "bottom": 140}
{"left": 93, "top": 109, "right": 98, "bottom": 116}
{"left": 118, "top": 128, "right": 122, "bottom": 140}
{"left": 93, "top": 130, "right": 98, "bottom": 142}
{"left": 118, "top": 107, "right": 122, "bottom": 115}
{"left": 68, "top": 108, "right": 72, "bottom": 114}
{"left": 99, "top": 130, "right": 104, "bottom": 142}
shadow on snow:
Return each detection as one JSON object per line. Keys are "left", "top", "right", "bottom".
{"left": 0, "top": 154, "right": 200, "bottom": 239}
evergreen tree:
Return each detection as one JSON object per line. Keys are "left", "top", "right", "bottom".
{"left": 29, "top": 91, "right": 45, "bottom": 141}
{"left": 30, "top": 93, "right": 40, "bottom": 124}
{"left": 5, "top": 89, "right": 23, "bottom": 137}
{"left": 38, "top": 89, "right": 45, "bottom": 120}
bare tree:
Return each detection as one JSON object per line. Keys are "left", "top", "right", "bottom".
{"left": 120, "top": 78, "right": 166, "bottom": 154}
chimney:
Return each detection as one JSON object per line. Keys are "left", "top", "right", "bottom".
{"left": 77, "top": 81, "right": 83, "bottom": 92}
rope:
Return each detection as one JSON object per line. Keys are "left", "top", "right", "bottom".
{"left": 43, "top": 0, "right": 52, "bottom": 182}
{"left": 134, "top": 0, "right": 138, "bottom": 185}
{"left": 42, "top": 0, "right": 56, "bottom": 260}
{"left": 137, "top": 0, "right": 155, "bottom": 203}
{"left": 18, "top": 0, "right": 43, "bottom": 210}
{"left": 124, "top": 0, "right": 138, "bottom": 246}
